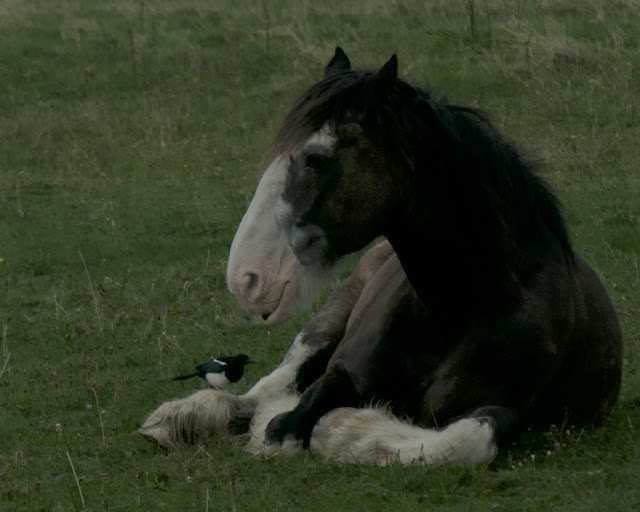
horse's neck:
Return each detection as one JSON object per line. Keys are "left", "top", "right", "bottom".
{"left": 387, "top": 213, "right": 514, "bottom": 327}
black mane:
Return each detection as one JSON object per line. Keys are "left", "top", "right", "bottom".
{"left": 271, "top": 69, "right": 573, "bottom": 318}
{"left": 394, "top": 92, "right": 574, "bottom": 316}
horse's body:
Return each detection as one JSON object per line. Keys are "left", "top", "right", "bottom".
{"left": 140, "top": 48, "right": 622, "bottom": 466}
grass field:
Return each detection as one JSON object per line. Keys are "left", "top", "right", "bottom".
{"left": 1, "top": 0, "right": 639, "bottom": 510}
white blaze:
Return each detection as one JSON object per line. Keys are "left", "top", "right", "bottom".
{"left": 227, "top": 124, "right": 337, "bottom": 325}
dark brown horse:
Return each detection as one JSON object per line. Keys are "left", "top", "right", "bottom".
{"left": 142, "top": 48, "right": 622, "bottom": 466}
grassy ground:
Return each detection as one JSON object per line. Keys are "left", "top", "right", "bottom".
{"left": 1, "top": 0, "right": 639, "bottom": 510}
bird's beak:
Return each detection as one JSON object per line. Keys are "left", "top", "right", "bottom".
{"left": 247, "top": 358, "right": 256, "bottom": 364}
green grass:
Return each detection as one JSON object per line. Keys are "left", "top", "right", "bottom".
{"left": 1, "top": 0, "right": 639, "bottom": 510}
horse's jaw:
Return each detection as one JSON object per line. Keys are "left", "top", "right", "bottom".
{"left": 227, "top": 157, "right": 331, "bottom": 325}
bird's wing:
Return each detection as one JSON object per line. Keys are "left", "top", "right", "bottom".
{"left": 197, "top": 360, "right": 224, "bottom": 373}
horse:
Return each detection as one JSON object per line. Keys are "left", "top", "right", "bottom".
{"left": 140, "top": 47, "right": 622, "bottom": 466}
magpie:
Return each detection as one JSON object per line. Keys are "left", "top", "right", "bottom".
{"left": 166, "top": 354, "right": 254, "bottom": 389}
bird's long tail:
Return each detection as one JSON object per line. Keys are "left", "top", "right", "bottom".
{"left": 166, "top": 372, "right": 199, "bottom": 382}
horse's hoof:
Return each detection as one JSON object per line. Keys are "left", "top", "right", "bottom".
{"left": 138, "top": 419, "right": 175, "bottom": 450}
{"left": 259, "top": 435, "right": 304, "bottom": 458}
{"left": 264, "top": 412, "right": 291, "bottom": 444}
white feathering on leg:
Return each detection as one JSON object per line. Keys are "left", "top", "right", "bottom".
{"left": 310, "top": 406, "right": 498, "bottom": 466}
{"left": 139, "top": 390, "right": 257, "bottom": 449}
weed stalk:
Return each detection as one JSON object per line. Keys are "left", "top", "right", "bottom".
{"left": 79, "top": 251, "right": 103, "bottom": 331}
{"left": 66, "top": 451, "right": 86, "bottom": 510}
{"left": 465, "top": 0, "right": 477, "bottom": 42}
{"left": 262, "top": 0, "right": 271, "bottom": 53}
{"left": 0, "top": 323, "right": 9, "bottom": 381}
{"left": 128, "top": 28, "right": 137, "bottom": 88}
{"left": 16, "top": 180, "right": 24, "bottom": 218}
{"left": 92, "top": 386, "right": 107, "bottom": 449}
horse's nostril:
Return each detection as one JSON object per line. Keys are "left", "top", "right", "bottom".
{"left": 246, "top": 272, "right": 259, "bottom": 289}
{"left": 244, "top": 272, "right": 262, "bottom": 301}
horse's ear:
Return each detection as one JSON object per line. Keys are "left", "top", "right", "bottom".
{"left": 375, "top": 53, "right": 398, "bottom": 93}
{"left": 324, "top": 47, "right": 351, "bottom": 78}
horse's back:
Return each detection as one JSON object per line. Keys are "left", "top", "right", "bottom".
{"left": 539, "top": 253, "right": 623, "bottom": 426}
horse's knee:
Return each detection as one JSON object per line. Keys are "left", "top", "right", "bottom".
{"left": 139, "top": 390, "right": 258, "bottom": 449}
{"left": 353, "top": 240, "right": 394, "bottom": 283}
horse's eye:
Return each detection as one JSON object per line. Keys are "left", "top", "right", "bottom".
{"left": 305, "top": 154, "right": 329, "bottom": 171}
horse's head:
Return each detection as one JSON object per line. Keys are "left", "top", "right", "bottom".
{"left": 226, "top": 153, "right": 331, "bottom": 325}
{"left": 227, "top": 48, "right": 402, "bottom": 324}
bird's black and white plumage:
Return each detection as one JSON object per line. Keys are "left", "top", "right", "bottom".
{"left": 167, "top": 354, "right": 254, "bottom": 389}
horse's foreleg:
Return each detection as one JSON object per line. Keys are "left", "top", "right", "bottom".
{"left": 247, "top": 241, "right": 394, "bottom": 398}
{"left": 138, "top": 390, "right": 258, "bottom": 449}
{"left": 310, "top": 405, "right": 518, "bottom": 466}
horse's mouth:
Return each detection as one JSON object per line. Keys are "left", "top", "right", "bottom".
{"left": 258, "top": 281, "right": 293, "bottom": 326}
{"left": 259, "top": 306, "right": 287, "bottom": 325}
